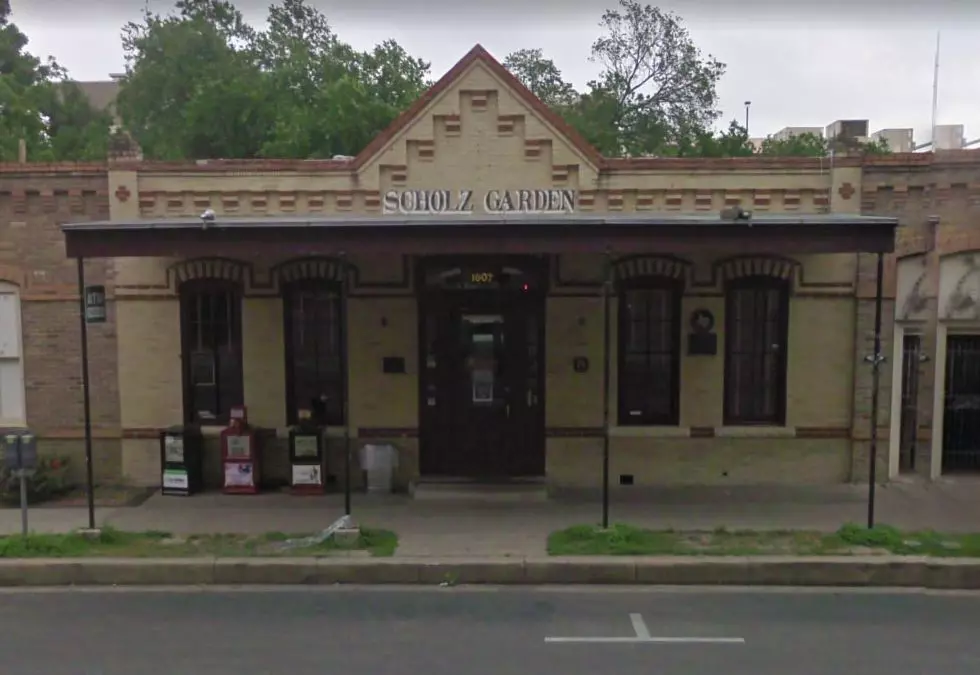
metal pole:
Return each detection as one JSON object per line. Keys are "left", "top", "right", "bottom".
{"left": 866, "top": 252, "right": 885, "bottom": 529}
{"left": 339, "top": 253, "right": 352, "bottom": 517}
{"left": 601, "top": 251, "right": 613, "bottom": 529}
{"left": 76, "top": 258, "right": 96, "bottom": 531}
{"left": 19, "top": 472, "right": 28, "bottom": 536}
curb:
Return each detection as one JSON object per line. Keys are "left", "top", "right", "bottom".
{"left": 1, "top": 556, "right": 980, "bottom": 588}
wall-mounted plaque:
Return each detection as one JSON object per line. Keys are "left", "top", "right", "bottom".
{"left": 687, "top": 308, "right": 718, "bottom": 356}
{"left": 382, "top": 356, "right": 406, "bottom": 374}
{"left": 84, "top": 285, "right": 107, "bottom": 324}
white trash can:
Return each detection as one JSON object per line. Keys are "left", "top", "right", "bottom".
{"left": 358, "top": 444, "right": 398, "bottom": 494}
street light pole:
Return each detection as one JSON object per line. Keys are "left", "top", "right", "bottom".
{"left": 744, "top": 101, "right": 752, "bottom": 133}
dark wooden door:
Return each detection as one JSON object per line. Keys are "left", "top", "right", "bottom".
{"left": 420, "top": 291, "right": 544, "bottom": 479}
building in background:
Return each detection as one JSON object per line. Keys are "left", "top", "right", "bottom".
{"left": 772, "top": 126, "right": 824, "bottom": 141}
{"left": 872, "top": 128, "right": 915, "bottom": 153}
{"left": 932, "top": 124, "right": 967, "bottom": 150}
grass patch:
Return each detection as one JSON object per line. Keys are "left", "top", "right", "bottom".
{"left": 0, "top": 526, "right": 399, "bottom": 558}
{"left": 547, "top": 522, "right": 980, "bottom": 558}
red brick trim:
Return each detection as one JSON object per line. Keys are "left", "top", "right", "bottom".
{"left": 795, "top": 427, "right": 850, "bottom": 439}
{"left": 358, "top": 427, "right": 418, "bottom": 438}
{"left": 715, "top": 255, "right": 800, "bottom": 282}
{"left": 545, "top": 427, "right": 604, "bottom": 438}
{"left": 612, "top": 255, "right": 691, "bottom": 282}
{"left": 272, "top": 257, "right": 355, "bottom": 286}
{"left": 168, "top": 257, "right": 250, "bottom": 286}
{"left": 122, "top": 429, "right": 161, "bottom": 439}
{"left": 36, "top": 428, "right": 122, "bottom": 439}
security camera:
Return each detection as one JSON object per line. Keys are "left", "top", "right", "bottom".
{"left": 200, "top": 209, "right": 216, "bottom": 229}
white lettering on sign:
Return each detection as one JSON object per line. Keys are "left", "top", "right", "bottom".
{"left": 382, "top": 189, "right": 576, "bottom": 215}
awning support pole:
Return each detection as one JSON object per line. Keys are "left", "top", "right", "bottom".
{"left": 339, "top": 253, "right": 352, "bottom": 518}
{"left": 866, "top": 252, "right": 886, "bottom": 529}
{"left": 76, "top": 258, "right": 96, "bottom": 531}
{"left": 601, "top": 249, "right": 613, "bottom": 530}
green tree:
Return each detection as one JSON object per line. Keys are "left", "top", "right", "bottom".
{"left": 116, "top": 0, "right": 430, "bottom": 160}
{"left": 759, "top": 132, "right": 828, "bottom": 157}
{"left": 116, "top": 0, "right": 271, "bottom": 159}
{"left": 503, "top": 48, "right": 579, "bottom": 109}
{"left": 505, "top": 1, "right": 725, "bottom": 158}
{"left": 676, "top": 120, "right": 754, "bottom": 158}
{"left": 862, "top": 137, "right": 891, "bottom": 155}
{"left": 759, "top": 132, "right": 892, "bottom": 157}
{"left": 590, "top": 1, "right": 725, "bottom": 156}
{"left": 0, "top": 0, "right": 110, "bottom": 161}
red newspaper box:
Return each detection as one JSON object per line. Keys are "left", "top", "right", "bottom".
{"left": 221, "top": 405, "right": 260, "bottom": 494}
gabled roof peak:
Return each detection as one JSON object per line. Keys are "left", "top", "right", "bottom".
{"left": 349, "top": 43, "right": 604, "bottom": 171}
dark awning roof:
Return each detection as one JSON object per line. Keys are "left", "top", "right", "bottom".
{"left": 61, "top": 212, "right": 898, "bottom": 258}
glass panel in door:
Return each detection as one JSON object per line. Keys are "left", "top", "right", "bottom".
{"left": 454, "top": 314, "right": 508, "bottom": 477}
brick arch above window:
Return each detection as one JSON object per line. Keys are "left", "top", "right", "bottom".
{"left": 169, "top": 258, "right": 250, "bottom": 288}
{"left": 715, "top": 255, "right": 800, "bottom": 285}
{"left": 272, "top": 257, "right": 359, "bottom": 289}
{"left": 612, "top": 255, "right": 691, "bottom": 285}
{"left": 0, "top": 266, "right": 24, "bottom": 288}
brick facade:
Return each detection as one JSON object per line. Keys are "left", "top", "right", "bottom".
{"left": 867, "top": 149, "right": 980, "bottom": 479}
{"left": 4, "top": 152, "right": 979, "bottom": 487}
{"left": 0, "top": 165, "right": 121, "bottom": 482}
{"left": 2, "top": 48, "right": 978, "bottom": 489}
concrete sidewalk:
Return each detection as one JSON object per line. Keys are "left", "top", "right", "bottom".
{"left": 2, "top": 480, "right": 979, "bottom": 557}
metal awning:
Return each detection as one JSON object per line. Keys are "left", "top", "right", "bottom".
{"left": 61, "top": 212, "right": 899, "bottom": 258}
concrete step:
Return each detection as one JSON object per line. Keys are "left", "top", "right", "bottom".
{"left": 411, "top": 480, "right": 548, "bottom": 503}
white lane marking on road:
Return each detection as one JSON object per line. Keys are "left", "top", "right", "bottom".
{"left": 544, "top": 636, "right": 746, "bottom": 644}
{"left": 630, "top": 613, "right": 651, "bottom": 639}
{"left": 544, "top": 612, "right": 746, "bottom": 644}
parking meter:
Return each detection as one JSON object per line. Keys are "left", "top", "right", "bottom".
{"left": 3, "top": 430, "right": 37, "bottom": 536}
{"left": 18, "top": 433, "right": 37, "bottom": 472}
{"left": 2, "top": 431, "right": 36, "bottom": 472}
{"left": 3, "top": 433, "right": 20, "bottom": 469}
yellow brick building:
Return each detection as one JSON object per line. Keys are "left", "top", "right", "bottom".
{"left": 61, "top": 45, "right": 897, "bottom": 494}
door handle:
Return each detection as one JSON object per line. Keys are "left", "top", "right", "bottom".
{"left": 527, "top": 390, "right": 536, "bottom": 407}
{"left": 505, "top": 403, "right": 510, "bottom": 418}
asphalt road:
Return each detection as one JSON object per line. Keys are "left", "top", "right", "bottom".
{"left": 2, "top": 586, "right": 980, "bottom": 675}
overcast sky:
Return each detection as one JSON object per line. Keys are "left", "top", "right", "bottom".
{"left": 10, "top": 0, "right": 980, "bottom": 143}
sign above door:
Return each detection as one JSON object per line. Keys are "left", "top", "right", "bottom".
{"left": 382, "top": 189, "right": 576, "bottom": 216}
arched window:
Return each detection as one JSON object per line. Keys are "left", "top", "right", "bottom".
{"left": 179, "top": 279, "right": 244, "bottom": 424}
{"left": 617, "top": 277, "right": 682, "bottom": 425}
{"left": 723, "top": 276, "right": 790, "bottom": 425}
